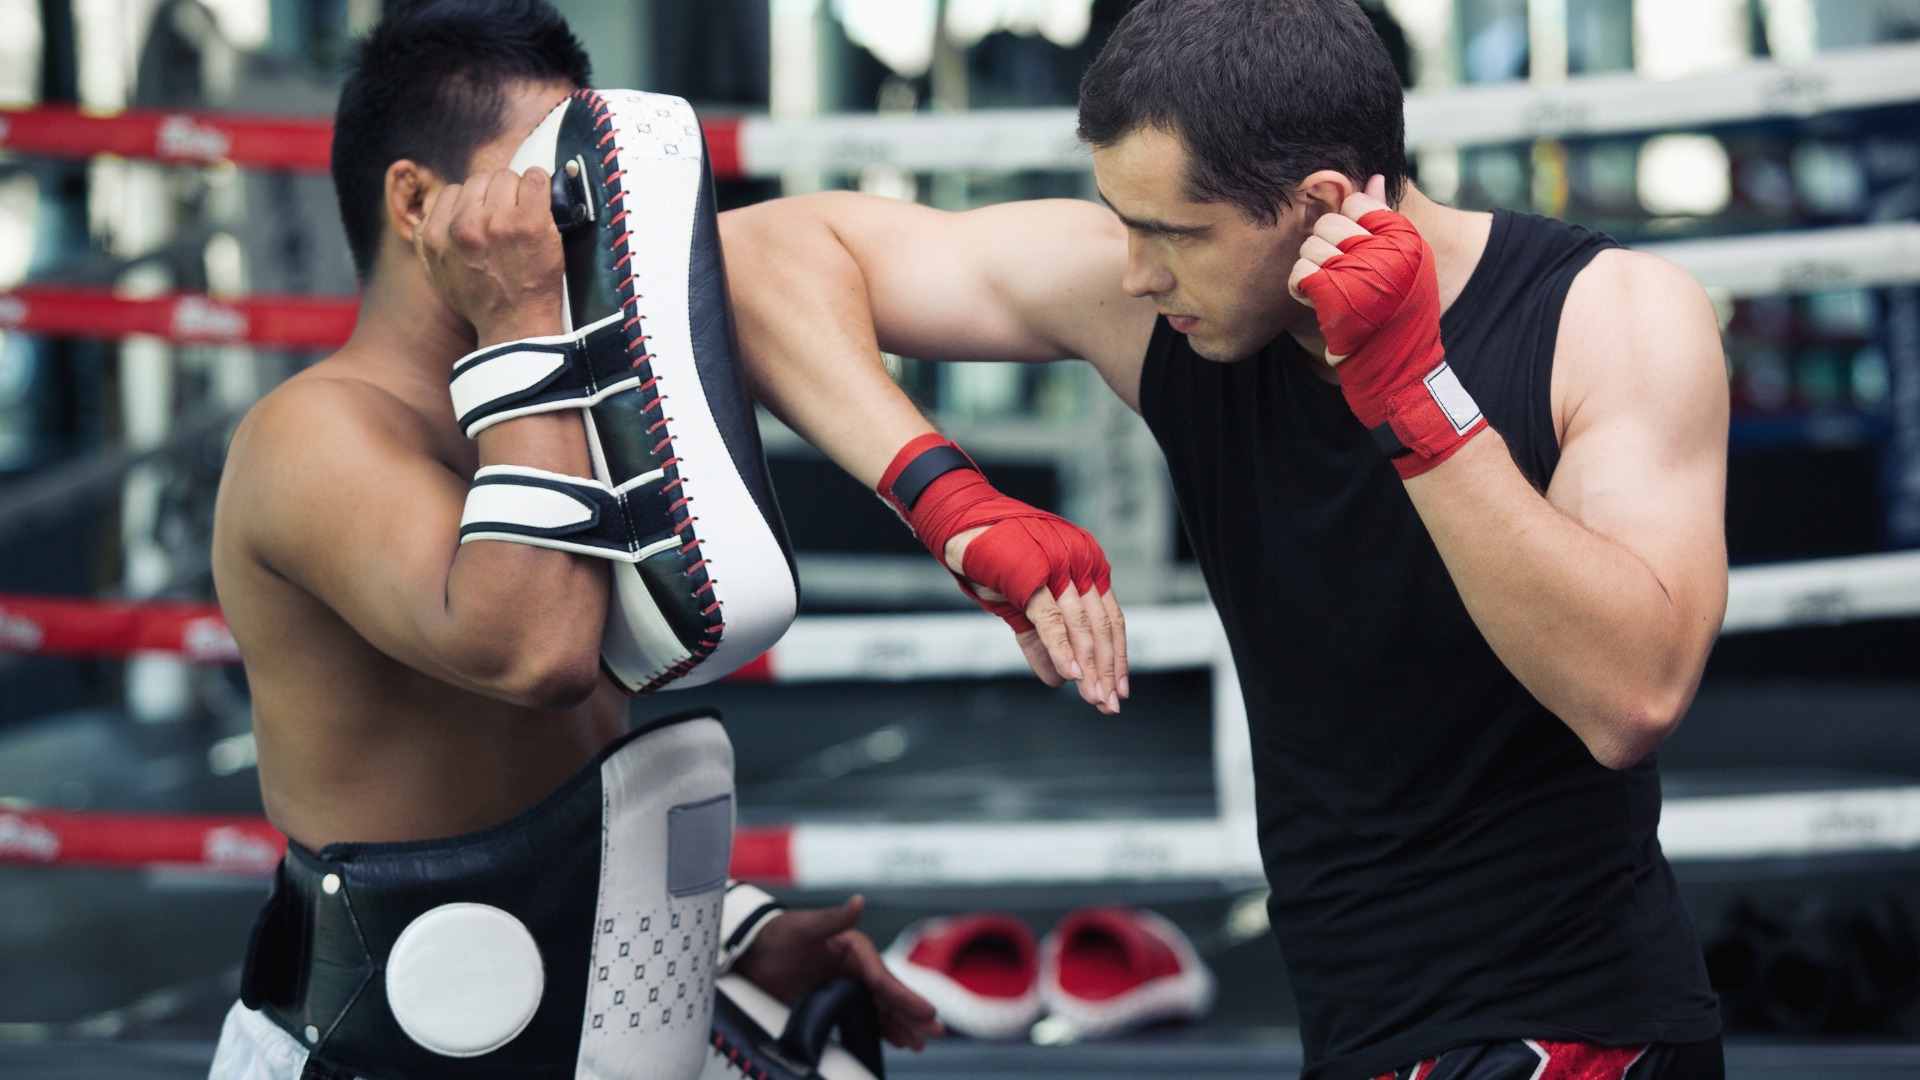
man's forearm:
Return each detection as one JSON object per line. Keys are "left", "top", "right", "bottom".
{"left": 1405, "top": 433, "right": 1712, "bottom": 768}
{"left": 723, "top": 201, "right": 934, "bottom": 487}
{"left": 722, "top": 200, "right": 1130, "bottom": 711}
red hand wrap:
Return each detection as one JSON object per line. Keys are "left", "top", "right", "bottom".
{"left": 1298, "top": 208, "right": 1488, "bottom": 478}
{"left": 879, "top": 433, "right": 1111, "bottom": 633}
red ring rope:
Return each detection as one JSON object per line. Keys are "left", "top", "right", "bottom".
{"left": 0, "top": 594, "right": 777, "bottom": 678}
{"left": 0, "top": 807, "right": 796, "bottom": 884}
{"left": 0, "top": 287, "right": 357, "bottom": 350}
{"left": 0, "top": 105, "right": 748, "bottom": 181}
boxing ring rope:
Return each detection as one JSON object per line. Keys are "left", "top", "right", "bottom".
{"left": 4, "top": 41, "right": 1918, "bottom": 178}
{"left": 6, "top": 552, "right": 1920, "bottom": 670}
{"left": 0, "top": 107, "right": 332, "bottom": 171}
{"left": 729, "top": 40, "right": 1920, "bottom": 178}
{"left": 12, "top": 790, "right": 1920, "bottom": 887}
{"left": 0, "top": 287, "right": 357, "bottom": 350}
{"left": 3, "top": 547, "right": 1920, "bottom": 888}
{"left": 1722, "top": 550, "right": 1920, "bottom": 634}
{"left": 1644, "top": 223, "right": 1920, "bottom": 300}
{"left": 0, "top": 595, "right": 239, "bottom": 663}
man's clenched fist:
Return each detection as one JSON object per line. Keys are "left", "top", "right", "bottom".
{"left": 1289, "top": 175, "right": 1487, "bottom": 478}
{"left": 417, "top": 167, "right": 566, "bottom": 348}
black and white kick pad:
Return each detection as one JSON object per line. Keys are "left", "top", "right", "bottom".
{"left": 239, "top": 712, "right": 739, "bottom": 1078}
{"left": 453, "top": 89, "right": 798, "bottom": 694}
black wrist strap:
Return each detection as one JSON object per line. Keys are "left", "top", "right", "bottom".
{"left": 889, "top": 444, "right": 977, "bottom": 510}
{"left": 1369, "top": 422, "right": 1413, "bottom": 460}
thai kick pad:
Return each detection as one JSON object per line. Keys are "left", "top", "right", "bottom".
{"left": 452, "top": 89, "right": 798, "bottom": 694}
{"left": 239, "top": 712, "right": 738, "bottom": 1079}
{"left": 703, "top": 975, "right": 886, "bottom": 1080}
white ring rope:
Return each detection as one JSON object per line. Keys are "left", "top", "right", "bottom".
{"left": 1722, "top": 550, "right": 1920, "bottom": 635}
{"left": 734, "top": 42, "right": 1920, "bottom": 177}
{"left": 762, "top": 553, "right": 1920, "bottom": 685}
{"left": 1645, "top": 222, "right": 1920, "bottom": 298}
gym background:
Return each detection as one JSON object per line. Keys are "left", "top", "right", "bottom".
{"left": 1, "top": 0, "right": 1918, "bottom": 1076}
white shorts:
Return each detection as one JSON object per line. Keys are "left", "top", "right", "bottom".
{"left": 208, "top": 1002, "right": 322, "bottom": 1080}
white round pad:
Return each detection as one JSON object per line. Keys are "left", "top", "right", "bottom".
{"left": 386, "top": 902, "right": 546, "bottom": 1058}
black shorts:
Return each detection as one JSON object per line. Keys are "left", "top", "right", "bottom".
{"left": 1373, "top": 1036, "right": 1724, "bottom": 1080}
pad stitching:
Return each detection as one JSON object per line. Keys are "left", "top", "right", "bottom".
{"left": 709, "top": 1030, "right": 774, "bottom": 1080}
{"left": 580, "top": 89, "right": 725, "bottom": 693}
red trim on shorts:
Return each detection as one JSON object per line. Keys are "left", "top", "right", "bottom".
{"left": 1528, "top": 1039, "right": 1649, "bottom": 1080}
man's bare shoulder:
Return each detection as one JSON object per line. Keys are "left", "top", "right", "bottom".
{"left": 1555, "top": 247, "right": 1724, "bottom": 434}
{"left": 223, "top": 358, "right": 453, "bottom": 544}
{"left": 234, "top": 361, "right": 440, "bottom": 472}
{"left": 960, "top": 197, "right": 1151, "bottom": 403}
{"left": 975, "top": 198, "right": 1147, "bottom": 351}
{"left": 1571, "top": 246, "right": 1710, "bottom": 303}
{"left": 980, "top": 196, "right": 1133, "bottom": 294}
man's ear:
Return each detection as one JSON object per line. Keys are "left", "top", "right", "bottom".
{"left": 385, "top": 159, "right": 439, "bottom": 250}
{"left": 1294, "top": 169, "right": 1360, "bottom": 225}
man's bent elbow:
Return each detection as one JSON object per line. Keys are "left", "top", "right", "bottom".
{"left": 497, "top": 651, "right": 602, "bottom": 711}
{"left": 457, "top": 632, "right": 602, "bottom": 710}
{"left": 1586, "top": 689, "right": 1691, "bottom": 770}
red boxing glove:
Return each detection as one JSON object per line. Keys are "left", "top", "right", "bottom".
{"left": 1297, "top": 207, "right": 1488, "bottom": 478}
{"left": 878, "top": 433, "right": 1111, "bottom": 633}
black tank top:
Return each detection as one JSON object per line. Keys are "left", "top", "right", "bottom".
{"left": 1139, "top": 209, "right": 1719, "bottom": 1079}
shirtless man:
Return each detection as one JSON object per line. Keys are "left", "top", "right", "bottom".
{"left": 723, "top": 1, "right": 1728, "bottom": 1077}
{"left": 208, "top": 1, "right": 936, "bottom": 1074}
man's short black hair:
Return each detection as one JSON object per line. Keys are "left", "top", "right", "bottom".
{"left": 1077, "top": 0, "right": 1407, "bottom": 224}
{"left": 332, "top": 0, "right": 591, "bottom": 280}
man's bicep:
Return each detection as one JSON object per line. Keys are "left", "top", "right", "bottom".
{"left": 831, "top": 195, "right": 1147, "bottom": 369}
{"left": 1548, "top": 255, "right": 1729, "bottom": 624}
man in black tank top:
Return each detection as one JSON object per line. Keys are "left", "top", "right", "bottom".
{"left": 722, "top": 2, "right": 1731, "bottom": 1078}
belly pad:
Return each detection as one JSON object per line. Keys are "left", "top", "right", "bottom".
{"left": 240, "top": 712, "right": 734, "bottom": 1078}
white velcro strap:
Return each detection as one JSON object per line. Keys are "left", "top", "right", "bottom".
{"left": 459, "top": 465, "right": 679, "bottom": 563}
{"left": 449, "top": 349, "right": 569, "bottom": 428}
{"left": 462, "top": 478, "right": 598, "bottom": 533}
{"left": 717, "top": 881, "right": 784, "bottom": 975}
{"left": 1423, "top": 362, "right": 1483, "bottom": 435}
{"left": 449, "top": 312, "right": 638, "bottom": 438}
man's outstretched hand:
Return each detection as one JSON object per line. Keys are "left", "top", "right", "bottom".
{"left": 876, "top": 433, "right": 1128, "bottom": 714}
{"left": 732, "top": 896, "right": 945, "bottom": 1051}
{"left": 945, "top": 525, "right": 1129, "bottom": 714}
